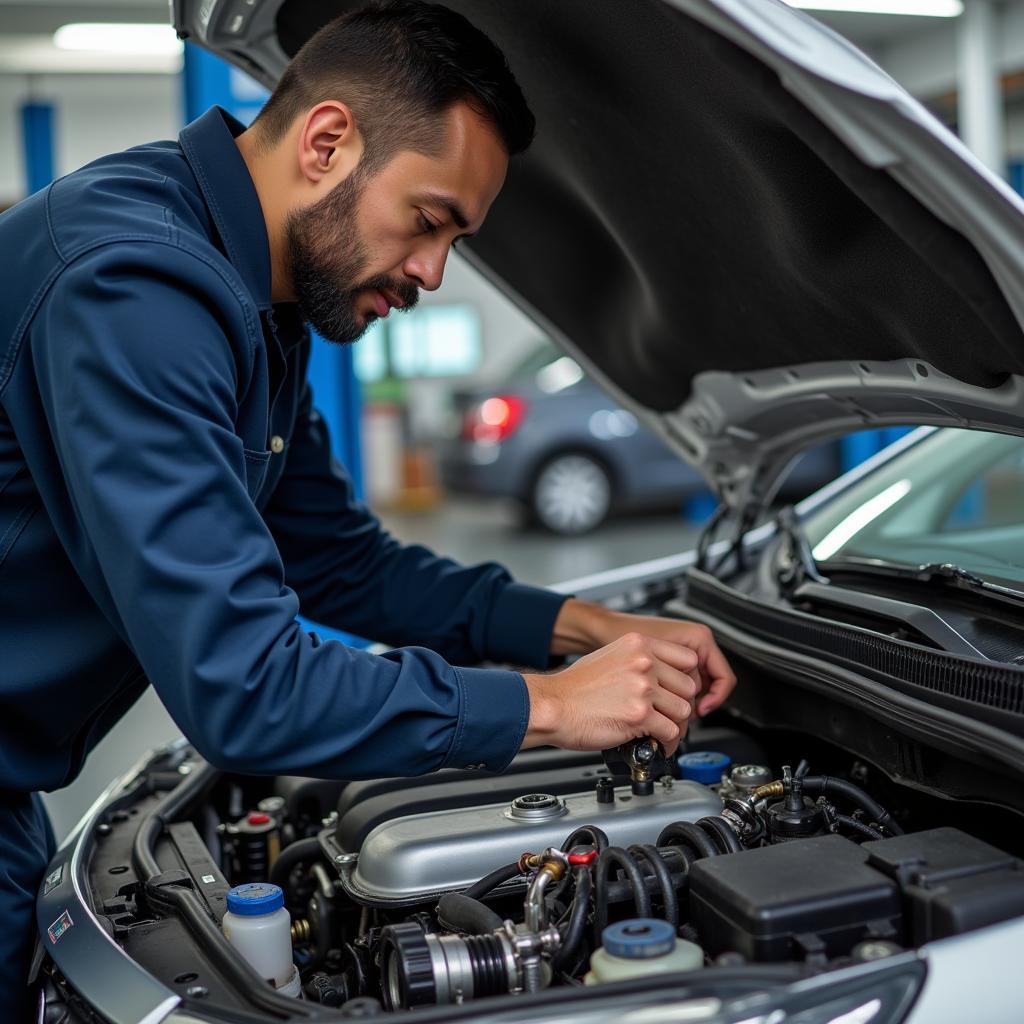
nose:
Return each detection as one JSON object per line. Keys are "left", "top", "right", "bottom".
{"left": 402, "top": 240, "right": 449, "bottom": 292}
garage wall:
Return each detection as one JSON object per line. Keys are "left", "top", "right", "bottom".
{"left": 0, "top": 72, "right": 180, "bottom": 204}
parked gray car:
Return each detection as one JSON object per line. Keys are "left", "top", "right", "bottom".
{"left": 440, "top": 342, "right": 839, "bottom": 533}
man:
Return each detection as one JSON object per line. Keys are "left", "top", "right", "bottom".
{"left": 0, "top": 1, "right": 735, "bottom": 1015}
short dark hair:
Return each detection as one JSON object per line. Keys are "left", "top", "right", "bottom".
{"left": 253, "top": 0, "right": 534, "bottom": 169}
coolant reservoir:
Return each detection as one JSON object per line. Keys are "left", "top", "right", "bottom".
{"left": 585, "top": 919, "right": 703, "bottom": 984}
{"left": 223, "top": 883, "right": 300, "bottom": 995}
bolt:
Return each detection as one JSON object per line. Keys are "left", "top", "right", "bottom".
{"left": 96, "top": 823, "right": 112, "bottom": 837}
{"left": 334, "top": 853, "right": 357, "bottom": 865}
{"left": 185, "top": 984, "right": 209, "bottom": 998}
{"left": 177, "top": 764, "right": 192, "bottom": 776}
{"left": 856, "top": 941, "right": 898, "bottom": 961}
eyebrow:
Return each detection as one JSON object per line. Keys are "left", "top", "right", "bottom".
{"left": 423, "top": 192, "right": 476, "bottom": 237}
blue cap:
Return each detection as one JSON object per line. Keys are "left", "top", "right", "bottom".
{"left": 602, "top": 919, "right": 676, "bottom": 959}
{"left": 678, "top": 750, "right": 731, "bottom": 785}
{"left": 226, "top": 883, "right": 285, "bottom": 916}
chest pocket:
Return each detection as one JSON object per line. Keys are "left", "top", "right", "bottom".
{"left": 242, "top": 448, "right": 272, "bottom": 500}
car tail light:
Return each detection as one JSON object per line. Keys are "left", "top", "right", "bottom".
{"left": 462, "top": 395, "right": 527, "bottom": 444}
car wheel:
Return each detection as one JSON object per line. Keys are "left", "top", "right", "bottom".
{"left": 531, "top": 452, "right": 612, "bottom": 534}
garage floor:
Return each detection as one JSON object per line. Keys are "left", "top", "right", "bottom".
{"left": 379, "top": 498, "right": 703, "bottom": 587}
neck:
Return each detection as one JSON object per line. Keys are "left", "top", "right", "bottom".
{"left": 235, "top": 128, "right": 296, "bottom": 303}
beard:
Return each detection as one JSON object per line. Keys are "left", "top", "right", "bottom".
{"left": 284, "top": 166, "right": 419, "bottom": 345}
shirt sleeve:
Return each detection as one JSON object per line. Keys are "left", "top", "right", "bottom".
{"left": 261, "top": 377, "right": 569, "bottom": 668}
{"left": 27, "top": 243, "right": 532, "bottom": 778}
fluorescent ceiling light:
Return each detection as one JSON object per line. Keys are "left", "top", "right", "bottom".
{"left": 812, "top": 478, "right": 912, "bottom": 561}
{"left": 784, "top": 0, "right": 962, "bottom": 15}
{"left": 54, "top": 23, "right": 183, "bottom": 56}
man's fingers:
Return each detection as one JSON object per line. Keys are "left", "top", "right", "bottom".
{"left": 652, "top": 689, "right": 691, "bottom": 726}
{"left": 654, "top": 662, "right": 699, "bottom": 703}
{"left": 649, "top": 637, "right": 699, "bottom": 673}
{"left": 696, "top": 644, "right": 738, "bottom": 716}
{"left": 645, "top": 709, "right": 684, "bottom": 751}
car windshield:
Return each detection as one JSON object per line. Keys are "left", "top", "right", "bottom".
{"left": 802, "top": 428, "right": 1024, "bottom": 589}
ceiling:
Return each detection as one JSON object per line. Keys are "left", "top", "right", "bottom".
{"left": 0, "top": 1, "right": 988, "bottom": 75}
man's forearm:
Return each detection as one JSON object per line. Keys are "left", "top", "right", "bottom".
{"left": 548, "top": 597, "right": 618, "bottom": 656}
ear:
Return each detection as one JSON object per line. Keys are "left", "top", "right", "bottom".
{"left": 296, "top": 101, "right": 363, "bottom": 185}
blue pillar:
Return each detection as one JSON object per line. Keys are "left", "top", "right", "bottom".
{"left": 21, "top": 102, "right": 55, "bottom": 195}
{"left": 183, "top": 44, "right": 367, "bottom": 641}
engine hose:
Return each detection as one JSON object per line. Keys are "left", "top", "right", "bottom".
{"left": 268, "top": 836, "right": 323, "bottom": 891}
{"left": 800, "top": 776, "right": 903, "bottom": 835}
{"left": 696, "top": 816, "right": 743, "bottom": 855}
{"left": 629, "top": 844, "right": 678, "bottom": 929}
{"left": 551, "top": 867, "right": 592, "bottom": 972}
{"left": 831, "top": 813, "right": 886, "bottom": 842}
{"left": 437, "top": 893, "right": 504, "bottom": 935}
{"left": 593, "top": 847, "right": 651, "bottom": 945}
{"left": 657, "top": 820, "right": 720, "bottom": 863}
{"left": 463, "top": 862, "right": 522, "bottom": 901}
{"left": 561, "top": 824, "right": 610, "bottom": 853}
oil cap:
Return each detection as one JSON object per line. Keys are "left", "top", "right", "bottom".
{"left": 678, "top": 751, "right": 731, "bottom": 785}
{"left": 602, "top": 919, "right": 676, "bottom": 959}
{"left": 226, "top": 882, "right": 284, "bottom": 916}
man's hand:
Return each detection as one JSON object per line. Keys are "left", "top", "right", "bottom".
{"left": 550, "top": 598, "right": 737, "bottom": 718}
{"left": 522, "top": 632, "right": 700, "bottom": 754}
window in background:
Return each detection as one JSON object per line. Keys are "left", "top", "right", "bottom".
{"left": 353, "top": 304, "right": 482, "bottom": 381}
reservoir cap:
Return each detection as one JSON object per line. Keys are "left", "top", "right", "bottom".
{"left": 226, "top": 882, "right": 284, "bottom": 916}
{"left": 603, "top": 919, "right": 676, "bottom": 959}
{"left": 678, "top": 750, "right": 731, "bottom": 785}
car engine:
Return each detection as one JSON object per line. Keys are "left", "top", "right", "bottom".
{"left": 198, "top": 734, "right": 1024, "bottom": 1011}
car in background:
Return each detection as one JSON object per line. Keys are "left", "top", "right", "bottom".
{"left": 440, "top": 341, "right": 838, "bottom": 534}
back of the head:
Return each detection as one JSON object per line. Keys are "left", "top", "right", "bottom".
{"left": 252, "top": 0, "right": 535, "bottom": 171}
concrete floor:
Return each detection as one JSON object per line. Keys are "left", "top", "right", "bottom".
{"left": 379, "top": 497, "right": 702, "bottom": 588}
{"left": 42, "top": 498, "right": 701, "bottom": 839}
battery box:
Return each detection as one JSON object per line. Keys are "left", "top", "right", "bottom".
{"left": 688, "top": 834, "right": 901, "bottom": 962}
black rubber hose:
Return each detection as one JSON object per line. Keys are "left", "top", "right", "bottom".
{"left": 657, "top": 820, "right": 720, "bottom": 862}
{"left": 697, "top": 816, "right": 744, "bottom": 855}
{"left": 463, "top": 862, "right": 521, "bottom": 901}
{"left": 561, "top": 825, "right": 610, "bottom": 852}
{"left": 832, "top": 814, "right": 886, "bottom": 842}
{"left": 268, "top": 836, "right": 323, "bottom": 891}
{"left": 593, "top": 847, "right": 651, "bottom": 945}
{"left": 629, "top": 844, "right": 678, "bottom": 928}
{"left": 551, "top": 867, "right": 592, "bottom": 972}
{"left": 801, "top": 776, "right": 903, "bottom": 835}
{"left": 437, "top": 893, "right": 504, "bottom": 934}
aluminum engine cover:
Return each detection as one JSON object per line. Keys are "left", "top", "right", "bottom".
{"left": 339, "top": 780, "right": 722, "bottom": 906}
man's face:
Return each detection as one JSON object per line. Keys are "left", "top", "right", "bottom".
{"left": 285, "top": 102, "right": 509, "bottom": 345}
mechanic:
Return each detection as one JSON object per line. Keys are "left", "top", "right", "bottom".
{"left": 0, "top": 1, "right": 736, "bottom": 1016}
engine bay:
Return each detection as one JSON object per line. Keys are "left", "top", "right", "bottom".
{"left": 135, "top": 723, "right": 1024, "bottom": 1014}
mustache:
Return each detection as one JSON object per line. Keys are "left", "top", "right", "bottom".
{"left": 358, "top": 272, "right": 420, "bottom": 311}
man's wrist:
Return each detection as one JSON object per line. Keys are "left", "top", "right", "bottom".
{"left": 522, "top": 673, "right": 561, "bottom": 748}
{"left": 549, "top": 598, "right": 617, "bottom": 656}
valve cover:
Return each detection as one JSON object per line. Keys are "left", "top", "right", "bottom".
{"left": 335, "top": 780, "right": 722, "bottom": 906}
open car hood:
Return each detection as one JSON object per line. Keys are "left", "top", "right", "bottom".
{"left": 174, "top": 0, "right": 1024, "bottom": 515}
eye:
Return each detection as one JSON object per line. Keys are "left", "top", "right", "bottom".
{"left": 418, "top": 212, "right": 438, "bottom": 235}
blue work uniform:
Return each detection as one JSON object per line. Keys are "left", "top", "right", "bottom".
{"left": 0, "top": 107, "right": 568, "bottom": 1016}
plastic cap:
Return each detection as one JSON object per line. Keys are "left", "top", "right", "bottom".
{"left": 247, "top": 812, "right": 271, "bottom": 825}
{"left": 226, "top": 883, "right": 284, "bottom": 916}
{"left": 602, "top": 919, "right": 676, "bottom": 959}
{"left": 678, "top": 750, "right": 732, "bottom": 785}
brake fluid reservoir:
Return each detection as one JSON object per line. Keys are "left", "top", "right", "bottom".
{"left": 584, "top": 919, "right": 703, "bottom": 984}
{"left": 222, "top": 883, "right": 296, "bottom": 990}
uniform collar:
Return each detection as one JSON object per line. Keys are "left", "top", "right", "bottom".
{"left": 179, "top": 106, "right": 273, "bottom": 311}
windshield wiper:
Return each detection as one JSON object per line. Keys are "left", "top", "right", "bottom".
{"left": 818, "top": 556, "right": 1024, "bottom": 611}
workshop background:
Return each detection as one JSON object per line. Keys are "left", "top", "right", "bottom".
{"left": 1, "top": 0, "right": 1019, "bottom": 839}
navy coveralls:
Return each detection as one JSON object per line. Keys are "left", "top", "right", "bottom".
{"left": 0, "top": 107, "right": 567, "bottom": 1015}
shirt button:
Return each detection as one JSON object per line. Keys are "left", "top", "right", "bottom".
{"left": 270, "top": 435, "right": 285, "bottom": 454}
